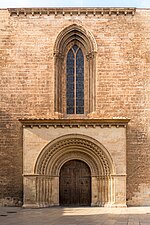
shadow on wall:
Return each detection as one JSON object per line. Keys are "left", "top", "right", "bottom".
{"left": 0, "top": 110, "right": 23, "bottom": 206}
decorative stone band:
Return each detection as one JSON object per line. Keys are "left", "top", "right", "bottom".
{"left": 8, "top": 8, "right": 136, "bottom": 17}
{"left": 19, "top": 118, "right": 130, "bottom": 128}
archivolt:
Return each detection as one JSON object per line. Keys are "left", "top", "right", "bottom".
{"left": 54, "top": 24, "right": 97, "bottom": 55}
{"left": 34, "top": 134, "right": 114, "bottom": 177}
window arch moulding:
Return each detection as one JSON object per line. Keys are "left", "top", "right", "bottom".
{"left": 54, "top": 24, "right": 97, "bottom": 117}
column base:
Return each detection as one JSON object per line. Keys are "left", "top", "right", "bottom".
{"left": 22, "top": 203, "right": 60, "bottom": 208}
{"left": 110, "top": 204, "right": 127, "bottom": 208}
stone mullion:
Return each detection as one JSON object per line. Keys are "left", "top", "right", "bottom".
{"left": 74, "top": 51, "right": 77, "bottom": 114}
{"left": 89, "top": 55, "right": 93, "bottom": 113}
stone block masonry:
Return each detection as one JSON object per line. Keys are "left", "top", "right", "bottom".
{"left": 0, "top": 7, "right": 150, "bottom": 206}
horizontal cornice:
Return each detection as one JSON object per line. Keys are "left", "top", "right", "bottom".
{"left": 8, "top": 7, "right": 136, "bottom": 17}
{"left": 19, "top": 118, "right": 130, "bottom": 128}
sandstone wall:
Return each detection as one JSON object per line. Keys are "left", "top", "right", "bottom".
{"left": 0, "top": 8, "right": 150, "bottom": 206}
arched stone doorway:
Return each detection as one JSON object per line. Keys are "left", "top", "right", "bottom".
{"left": 33, "top": 134, "right": 114, "bottom": 207}
{"left": 59, "top": 160, "right": 91, "bottom": 206}
{"left": 22, "top": 118, "right": 129, "bottom": 208}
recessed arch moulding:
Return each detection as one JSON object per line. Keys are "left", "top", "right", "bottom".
{"left": 22, "top": 119, "right": 129, "bottom": 208}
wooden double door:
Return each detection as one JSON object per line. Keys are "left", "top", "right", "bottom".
{"left": 59, "top": 160, "right": 91, "bottom": 206}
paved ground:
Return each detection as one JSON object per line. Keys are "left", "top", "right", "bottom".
{"left": 0, "top": 206, "right": 150, "bottom": 225}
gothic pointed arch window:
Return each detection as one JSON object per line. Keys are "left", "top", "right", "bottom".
{"left": 66, "top": 44, "right": 84, "bottom": 114}
{"left": 54, "top": 24, "right": 97, "bottom": 116}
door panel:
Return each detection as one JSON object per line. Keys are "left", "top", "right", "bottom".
{"left": 59, "top": 160, "right": 91, "bottom": 206}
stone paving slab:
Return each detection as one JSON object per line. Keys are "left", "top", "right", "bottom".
{"left": 0, "top": 207, "right": 150, "bottom": 225}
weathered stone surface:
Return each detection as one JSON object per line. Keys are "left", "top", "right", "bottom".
{"left": 22, "top": 122, "right": 127, "bottom": 207}
{"left": 0, "top": 8, "right": 150, "bottom": 206}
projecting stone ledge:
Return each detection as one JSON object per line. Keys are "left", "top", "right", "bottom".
{"left": 8, "top": 7, "right": 136, "bottom": 17}
{"left": 19, "top": 118, "right": 130, "bottom": 128}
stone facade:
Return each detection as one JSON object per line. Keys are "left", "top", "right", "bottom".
{"left": 0, "top": 8, "right": 150, "bottom": 207}
{"left": 22, "top": 119, "right": 128, "bottom": 207}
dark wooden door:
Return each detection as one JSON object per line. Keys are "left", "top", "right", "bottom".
{"left": 59, "top": 160, "right": 91, "bottom": 206}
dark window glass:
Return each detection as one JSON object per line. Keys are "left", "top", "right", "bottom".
{"left": 67, "top": 49, "right": 74, "bottom": 75}
{"left": 66, "top": 49, "right": 74, "bottom": 114}
{"left": 72, "top": 44, "right": 78, "bottom": 52}
{"left": 76, "top": 49, "right": 84, "bottom": 114}
{"left": 76, "top": 107, "right": 84, "bottom": 114}
{"left": 66, "top": 45, "right": 84, "bottom": 114}
{"left": 67, "top": 107, "right": 74, "bottom": 114}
